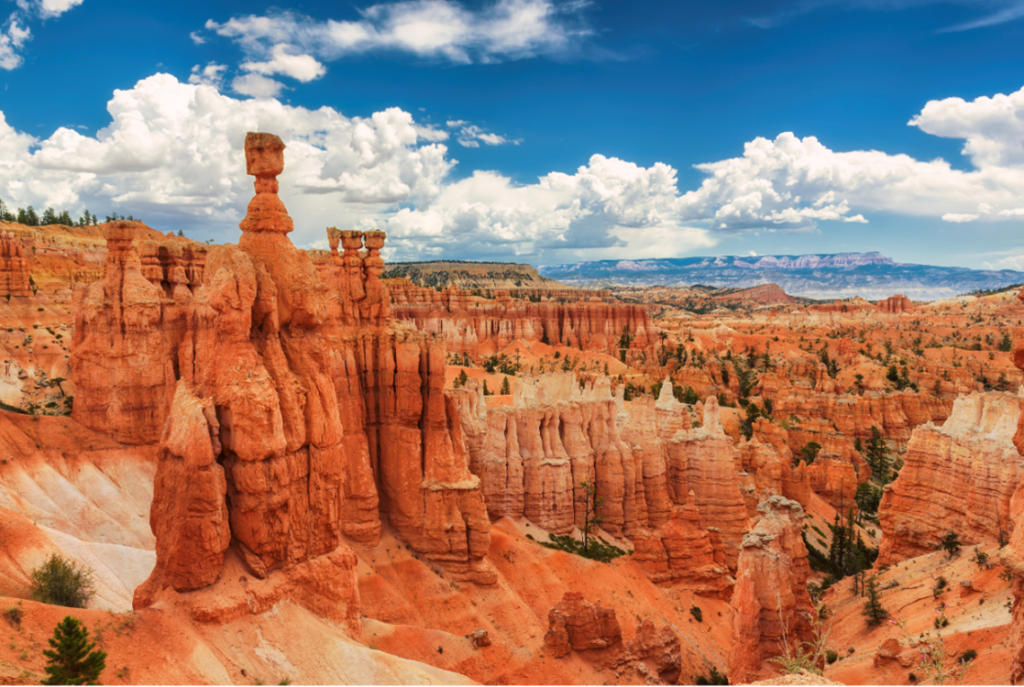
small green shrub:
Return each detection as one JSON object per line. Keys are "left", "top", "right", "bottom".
{"left": 959, "top": 649, "right": 977, "bottom": 663}
{"left": 30, "top": 554, "right": 95, "bottom": 609}
{"left": 694, "top": 666, "right": 728, "bottom": 685}
{"left": 826, "top": 650, "right": 839, "bottom": 664}
{"left": 537, "top": 533, "right": 626, "bottom": 563}
{"left": 3, "top": 604, "right": 23, "bottom": 628}
{"left": 690, "top": 605, "right": 703, "bottom": 623}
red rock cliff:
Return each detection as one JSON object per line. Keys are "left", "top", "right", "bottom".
{"left": 389, "top": 283, "right": 657, "bottom": 362}
{"left": 878, "top": 391, "right": 1022, "bottom": 566}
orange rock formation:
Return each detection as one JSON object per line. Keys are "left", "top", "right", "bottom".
{"left": 70, "top": 134, "right": 497, "bottom": 620}
{"left": 878, "top": 391, "right": 1022, "bottom": 565}
{"left": 728, "top": 496, "right": 813, "bottom": 684}
{"left": 0, "top": 230, "right": 31, "bottom": 297}
{"left": 389, "top": 283, "right": 657, "bottom": 362}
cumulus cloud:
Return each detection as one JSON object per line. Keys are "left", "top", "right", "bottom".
{"left": 33, "top": 0, "right": 85, "bottom": 19}
{"left": 1, "top": 0, "right": 82, "bottom": 70}
{"left": 671, "top": 84, "right": 1024, "bottom": 234}
{"left": 909, "top": 85, "right": 1024, "bottom": 168}
{"left": 942, "top": 213, "right": 979, "bottom": 222}
{"left": 203, "top": 0, "right": 593, "bottom": 75}
{"left": 189, "top": 31, "right": 206, "bottom": 45}
{"left": 384, "top": 155, "right": 717, "bottom": 260}
{"left": 0, "top": 73, "right": 453, "bottom": 246}
{"left": 240, "top": 44, "right": 326, "bottom": 82}
{"left": 3, "top": 72, "right": 1024, "bottom": 264}
{"left": 231, "top": 73, "right": 286, "bottom": 99}
{"left": 446, "top": 119, "right": 520, "bottom": 147}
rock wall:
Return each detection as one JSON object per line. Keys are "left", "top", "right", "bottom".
{"left": 71, "top": 134, "right": 496, "bottom": 618}
{"left": 728, "top": 496, "right": 813, "bottom": 684}
{"left": 665, "top": 398, "right": 750, "bottom": 569}
{"left": 879, "top": 391, "right": 1022, "bottom": 565}
{"left": 877, "top": 294, "right": 913, "bottom": 314}
{"left": 453, "top": 374, "right": 750, "bottom": 571}
{"left": 773, "top": 389, "right": 952, "bottom": 451}
{"left": 0, "top": 230, "right": 32, "bottom": 297}
{"left": 631, "top": 492, "right": 733, "bottom": 597}
{"left": 389, "top": 282, "right": 657, "bottom": 362}
{"left": 454, "top": 373, "right": 660, "bottom": 538}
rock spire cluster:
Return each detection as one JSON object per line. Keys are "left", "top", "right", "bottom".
{"left": 71, "top": 133, "right": 496, "bottom": 619}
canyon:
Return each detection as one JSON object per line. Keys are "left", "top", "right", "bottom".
{"left": 0, "top": 133, "right": 1021, "bottom": 686}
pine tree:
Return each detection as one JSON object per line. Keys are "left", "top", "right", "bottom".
{"left": 42, "top": 616, "right": 106, "bottom": 685}
{"left": 500, "top": 376, "right": 511, "bottom": 395}
{"left": 861, "top": 576, "right": 889, "bottom": 626}
{"left": 42, "top": 207, "right": 58, "bottom": 225}
{"left": 579, "top": 480, "right": 605, "bottom": 553}
{"left": 863, "top": 427, "right": 891, "bottom": 483}
{"left": 940, "top": 530, "right": 962, "bottom": 559}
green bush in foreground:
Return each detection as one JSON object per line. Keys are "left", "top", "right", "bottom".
{"left": 31, "top": 554, "right": 95, "bottom": 609}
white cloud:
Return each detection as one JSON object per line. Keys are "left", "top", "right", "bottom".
{"left": 231, "top": 73, "right": 286, "bottom": 99}
{"left": 205, "top": 0, "right": 593, "bottom": 79}
{"left": 3, "top": 72, "right": 1024, "bottom": 265}
{"left": 1, "top": 0, "right": 80, "bottom": 70}
{"left": 34, "top": 0, "right": 85, "bottom": 19}
{"left": 240, "top": 44, "right": 326, "bottom": 82}
{"left": 446, "top": 119, "right": 520, "bottom": 147}
{"left": 0, "top": 73, "right": 453, "bottom": 245}
{"left": 0, "top": 17, "right": 30, "bottom": 70}
{"left": 188, "top": 62, "right": 227, "bottom": 88}
{"left": 942, "top": 213, "right": 979, "bottom": 222}
{"left": 909, "top": 85, "right": 1024, "bottom": 169}
{"left": 989, "top": 253, "right": 1024, "bottom": 270}
{"left": 190, "top": 31, "right": 206, "bottom": 45}
{"left": 384, "top": 154, "right": 717, "bottom": 260}
{"left": 673, "top": 85, "right": 1024, "bottom": 234}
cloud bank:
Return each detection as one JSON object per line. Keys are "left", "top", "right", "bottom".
{"left": 0, "top": 75, "right": 1022, "bottom": 263}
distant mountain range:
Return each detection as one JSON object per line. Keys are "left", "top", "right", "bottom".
{"left": 537, "top": 252, "right": 1024, "bottom": 301}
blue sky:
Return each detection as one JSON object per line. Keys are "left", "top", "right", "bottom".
{"left": 1, "top": 0, "right": 1023, "bottom": 268}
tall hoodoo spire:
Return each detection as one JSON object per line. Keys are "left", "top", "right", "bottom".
{"left": 239, "top": 132, "right": 293, "bottom": 235}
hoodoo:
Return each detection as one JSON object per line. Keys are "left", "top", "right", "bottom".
{"left": 69, "top": 133, "right": 498, "bottom": 619}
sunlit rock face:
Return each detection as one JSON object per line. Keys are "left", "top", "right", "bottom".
{"left": 879, "top": 390, "right": 1022, "bottom": 566}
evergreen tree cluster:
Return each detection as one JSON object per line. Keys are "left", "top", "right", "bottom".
{"left": 0, "top": 198, "right": 134, "bottom": 228}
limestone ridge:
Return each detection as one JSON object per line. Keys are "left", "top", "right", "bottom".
{"left": 71, "top": 133, "right": 495, "bottom": 621}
